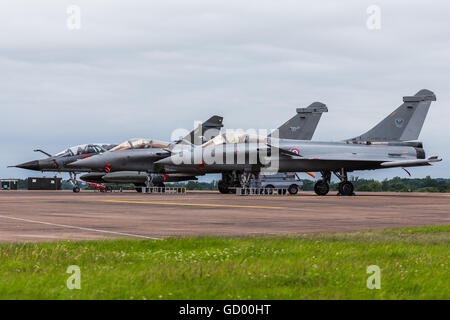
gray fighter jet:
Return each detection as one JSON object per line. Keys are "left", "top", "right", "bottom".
{"left": 70, "top": 115, "right": 225, "bottom": 191}
{"left": 154, "top": 89, "right": 441, "bottom": 195}
{"left": 68, "top": 104, "right": 329, "bottom": 191}
{"left": 9, "top": 143, "right": 116, "bottom": 192}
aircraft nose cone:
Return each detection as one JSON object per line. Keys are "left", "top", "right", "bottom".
{"left": 14, "top": 160, "right": 40, "bottom": 171}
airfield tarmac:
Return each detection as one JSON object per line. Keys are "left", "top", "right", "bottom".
{"left": 0, "top": 190, "right": 449, "bottom": 242}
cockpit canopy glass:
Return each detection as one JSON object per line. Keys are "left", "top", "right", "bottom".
{"left": 54, "top": 144, "right": 113, "bottom": 157}
{"left": 202, "top": 132, "right": 268, "bottom": 148}
{"left": 109, "top": 138, "right": 171, "bottom": 152}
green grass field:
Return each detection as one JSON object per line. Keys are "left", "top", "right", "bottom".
{"left": 0, "top": 226, "right": 448, "bottom": 299}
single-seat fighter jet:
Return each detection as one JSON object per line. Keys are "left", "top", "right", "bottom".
{"left": 68, "top": 104, "right": 329, "bottom": 191}
{"left": 154, "top": 89, "right": 441, "bottom": 195}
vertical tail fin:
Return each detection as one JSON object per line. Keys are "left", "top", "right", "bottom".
{"left": 275, "top": 102, "right": 328, "bottom": 140}
{"left": 181, "top": 115, "right": 224, "bottom": 145}
{"left": 346, "top": 89, "right": 436, "bottom": 142}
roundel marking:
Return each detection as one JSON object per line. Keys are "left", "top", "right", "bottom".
{"left": 290, "top": 148, "right": 300, "bottom": 155}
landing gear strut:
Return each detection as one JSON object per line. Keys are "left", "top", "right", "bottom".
{"left": 144, "top": 174, "right": 153, "bottom": 193}
{"left": 218, "top": 171, "right": 252, "bottom": 194}
{"left": 69, "top": 172, "right": 80, "bottom": 193}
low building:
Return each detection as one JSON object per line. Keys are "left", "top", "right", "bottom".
{"left": 27, "top": 177, "right": 62, "bottom": 190}
{"left": 1, "top": 179, "right": 18, "bottom": 190}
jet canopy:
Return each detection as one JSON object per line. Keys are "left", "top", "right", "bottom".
{"left": 54, "top": 144, "right": 112, "bottom": 157}
{"left": 109, "top": 138, "right": 171, "bottom": 152}
{"left": 202, "top": 132, "right": 268, "bottom": 148}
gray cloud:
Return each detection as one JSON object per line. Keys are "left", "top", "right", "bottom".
{"left": 1, "top": 0, "right": 449, "bottom": 179}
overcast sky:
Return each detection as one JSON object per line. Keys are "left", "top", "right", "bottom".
{"left": 1, "top": 0, "right": 449, "bottom": 180}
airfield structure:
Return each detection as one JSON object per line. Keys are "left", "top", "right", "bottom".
{"left": 0, "top": 179, "right": 18, "bottom": 190}
{"left": 27, "top": 177, "right": 62, "bottom": 190}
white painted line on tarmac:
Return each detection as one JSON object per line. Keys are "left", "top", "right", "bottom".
{"left": 0, "top": 214, "right": 160, "bottom": 240}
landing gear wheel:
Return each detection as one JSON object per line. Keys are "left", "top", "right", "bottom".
{"left": 288, "top": 184, "right": 299, "bottom": 195}
{"left": 72, "top": 186, "right": 80, "bottom": 193}
{"left": 218, "top": 180, "right": 229, "bottom": 194}
{"left": 338, "top": 181, "right": 354, "bottom": 196}
{"left": 314, "top": 180, "right": 329, "bottom": 196}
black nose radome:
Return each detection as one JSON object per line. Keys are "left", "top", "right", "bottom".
{"left": 14, "top": 160, "right": 40, "bottom": 171}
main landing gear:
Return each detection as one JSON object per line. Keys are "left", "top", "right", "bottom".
{"left": 135, "top": 176, "right": 166, "bottom": 193}
{"left": 218, "top": 172, "right": 252, "bottom": 194}
{"left": 313, "top": 169, "right": 354, "bottom": 196}
{"left": 334, "top": 169, "right": 354, "bottom": 196}
{"left": 69, "top": 172, "right": 81, "bottom": 193}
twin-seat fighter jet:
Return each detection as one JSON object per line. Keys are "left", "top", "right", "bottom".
{"left": 68, "top": 104, "right": 329, "bottom": 191}
{"left": 9, "top": 144, "right": 116, "bottom": 192}
{"left": 71, "top": 116, "right": 225, "bottom": 192}
{"left": 153, "top": 89, "right": 441, "bottom": 195}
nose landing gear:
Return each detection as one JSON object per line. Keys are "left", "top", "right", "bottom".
{"left": 217, "top": 171, "right": 252, "bottom": 194}
{"left": 69, "top": 172, "right": 81, "bottom": 193}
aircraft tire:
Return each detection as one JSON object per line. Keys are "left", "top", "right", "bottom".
{"left": 73, "top": 186, "right": 80, "bottom": 193}
{"left": 218, "top": 180, "right": 229, "bottom": 194}
{"left": 338, "top": 181, "right": 354, "bottom": 196}
{"left": 314, "top": 180, "right": 329, "bottom": 196}
{"left": 288, "top": 184, "right": 299, "bottom": 195}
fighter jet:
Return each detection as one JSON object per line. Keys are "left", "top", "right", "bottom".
{"left": 154, "top": 89, "right": 441, "bottom": 195}
{"left": 68, "top": 105, "right": 329, "bottom": 191}
{"left": 69, "top": 115, "right": 225, "bottom": 191}
{"left": 9, "top": 143, "right": 116, "bottom": 192}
